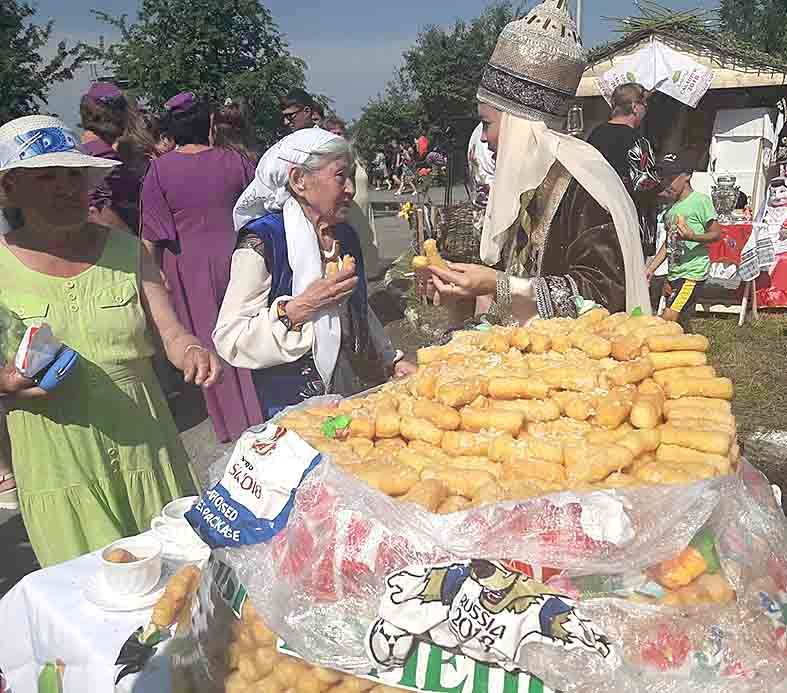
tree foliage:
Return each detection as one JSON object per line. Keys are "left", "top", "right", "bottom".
{"left": 720, "top": 0, "right": 787, "bottom": 60}
{"left": 95, "top": 0, "right": 307, "bottom": 145}
{"left": 403, "top": 3, "right": 523, "bottom": 132}
{"left": 0, "top": 1, "right": 93, "bottom": 123}
{"left": 352, "top": 69, "right": 424, "bottom": 163}
{"left": 353, "top": 2, "right": 527, "bottom": 163}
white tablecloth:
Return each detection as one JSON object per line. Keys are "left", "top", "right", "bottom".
{"left": 0, "top": 544, "right": 173, "bottom": 693}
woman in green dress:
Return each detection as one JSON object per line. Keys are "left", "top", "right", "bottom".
{"left": 0, "top": 115, "right": 222, "bottom": 567}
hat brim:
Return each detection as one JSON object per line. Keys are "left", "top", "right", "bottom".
{"left": 0, "top": 151, "right": 120, "bottom": 206}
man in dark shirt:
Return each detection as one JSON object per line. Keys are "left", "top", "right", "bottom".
{"left": 588, "top": 82, "right": 660, "bottom": 254}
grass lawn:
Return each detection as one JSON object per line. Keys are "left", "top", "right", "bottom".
{"left": 692, "top": 313, "right": 787, "bottom": 439}
{"left": 690, "top": 312, "right": 787, "bottom": 491}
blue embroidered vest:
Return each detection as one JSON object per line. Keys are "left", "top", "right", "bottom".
{"left": 240, "top": 212, "right": 370, "bottom": 419}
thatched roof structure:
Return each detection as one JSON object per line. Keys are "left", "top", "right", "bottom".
{"left": 579, "top": 3, "right": 787, "bottom": 98}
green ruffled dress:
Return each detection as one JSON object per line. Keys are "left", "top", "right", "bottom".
{"left": 0, "top": 230, "right": 198, "bottom": 567}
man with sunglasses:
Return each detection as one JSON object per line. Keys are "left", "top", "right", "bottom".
{"left": 588, "top": 82, "right": 660, "bottom": 255}
{"left": 280, "top": 89, "right": 315, "bottom": 133}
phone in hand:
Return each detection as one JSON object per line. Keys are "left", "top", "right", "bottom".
{"left": 32, "top": 347, "right": 79, "bottom": 392}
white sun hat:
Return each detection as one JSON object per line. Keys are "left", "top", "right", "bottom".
{"left": 0, "top": 114, "right": 119, "bottom": 206}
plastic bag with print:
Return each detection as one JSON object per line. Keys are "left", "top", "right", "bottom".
{"left": 176, "top": 417, "right": 787, "bottom": 693}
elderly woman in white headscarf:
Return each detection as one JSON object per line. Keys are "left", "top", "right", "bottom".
{"left": 427, "top": 0, "right": 650, "bottom": 324}
{"left": 213, "top": 129, "right": 414, "bottom": 419}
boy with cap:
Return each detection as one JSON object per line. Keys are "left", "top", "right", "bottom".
{"left": 646, "top": 152, "right": 721, "bottom": 323}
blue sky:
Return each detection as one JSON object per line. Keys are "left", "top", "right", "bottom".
{"left": 39, "top": 0, "right": 719, "bottom": 126}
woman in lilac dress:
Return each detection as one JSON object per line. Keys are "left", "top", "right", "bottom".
{"left": 141, "top": 93, "right": 263, "bottom": 442}
{"left": 80, "top": 82, "right": 156, "bottom": 231}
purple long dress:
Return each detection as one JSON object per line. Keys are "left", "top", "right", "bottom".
{"left": 82, "top": 137, "right": 146, "bottom": 231}
{"left": 141, "top": 148, "right": 263, "bottom": 442}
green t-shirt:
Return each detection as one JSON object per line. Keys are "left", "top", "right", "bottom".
{"left": 665, "top": 191, "right": 717, "bottom": 281}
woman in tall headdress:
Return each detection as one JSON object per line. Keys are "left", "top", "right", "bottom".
{"left": 428, "top": 0, "right": 650, "bottom": 323}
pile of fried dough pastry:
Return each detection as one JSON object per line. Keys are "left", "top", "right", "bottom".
{"left": 278, "top": 309, "right": 738, "bottom": 513}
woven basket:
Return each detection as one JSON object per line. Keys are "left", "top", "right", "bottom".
{"left": 436, "top": 202, "right": 482, "bottom": 264}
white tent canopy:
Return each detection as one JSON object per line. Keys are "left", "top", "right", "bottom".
{"left": 691, "top": 108, "right": 784, "bottom": 216}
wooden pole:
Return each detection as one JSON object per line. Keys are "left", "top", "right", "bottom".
{"left": 416, "top": 208, "right": 427, "bottom": 305}
{"left": 751, "top": 137, "right": 766, "bottom": 219}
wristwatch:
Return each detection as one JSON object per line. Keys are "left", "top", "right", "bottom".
{"left": 277, "top": 300, "right": 295, "bottom": 331}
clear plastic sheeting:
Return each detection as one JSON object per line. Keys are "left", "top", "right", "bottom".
{"left": 178, "top": 422, "right": 787, "bottom": 693}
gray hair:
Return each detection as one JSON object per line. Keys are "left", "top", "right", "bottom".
{"left": 298, "top": 136, "right": 352, "bottom": 174}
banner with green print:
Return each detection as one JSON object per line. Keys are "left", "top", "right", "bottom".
{"left": 278, "top": 640, "right": 554, "bottom": 693}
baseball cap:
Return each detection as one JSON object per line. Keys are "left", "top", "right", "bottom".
{"left": 658, "top": 152, "right": 695, "bottom": 179}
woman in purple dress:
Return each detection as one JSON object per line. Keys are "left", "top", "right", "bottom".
{"left": 80, "top": 82, "right": 156, "bottom": 232}
{"left": 141, "top": 92, "right": 263, "bottom": 442}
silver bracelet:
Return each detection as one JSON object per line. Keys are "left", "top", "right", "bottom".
{"left": 184, "top": 344, "right": 206, "bottom": 356}
{"left": 495, "top": 270, "right": 512, "bottom": 312}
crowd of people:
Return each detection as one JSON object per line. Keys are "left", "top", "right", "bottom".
{"left": 0, "top": 83, "right": 395, "bottom": 565}
{"left": 0, "top": 0, "right": 727, "bottom": 570}
{"left": 369, "top": 133, "right": 447, "bottom": 195}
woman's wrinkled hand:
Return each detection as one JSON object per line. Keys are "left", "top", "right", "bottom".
{"left": 182, "top": 346, "right": 223, "bottom": 388}
{"left": 288, "top": 267, "right": 359, "bottom": 325}
{"left": 428, "top": 262, "right": 497, "bottom": 301}
{"left": 0, "top": 364, "right": 47, "bottom": 400}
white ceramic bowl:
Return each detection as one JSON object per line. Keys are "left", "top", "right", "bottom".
{"left": 100, "top": 535, "right": 162, "bottom": 597}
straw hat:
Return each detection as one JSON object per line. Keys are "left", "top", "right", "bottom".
{"left": 0, "top": 114, "right": 118, "bottom": 206}
{"left": 477, "top": 0, "right": 586, "bottom": 130}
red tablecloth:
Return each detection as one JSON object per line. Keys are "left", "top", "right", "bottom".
{"left": 708, "top": 223, "right": 753, "bottom": 266}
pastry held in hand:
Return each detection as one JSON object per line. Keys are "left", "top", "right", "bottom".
{"left": 326, "top": 254, "right": 356, "bottom": 278}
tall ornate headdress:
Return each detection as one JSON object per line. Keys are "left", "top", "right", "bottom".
{"left": 477, "top": 0, "right": 586, "bottom": 131}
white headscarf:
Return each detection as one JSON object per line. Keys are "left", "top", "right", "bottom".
{"left": 233, "top": 128, "right": 348, "bottom": 390}
{"left": 481, "top": 114, "right": 652, "bottom": 315}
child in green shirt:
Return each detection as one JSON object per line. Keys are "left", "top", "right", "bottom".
{"left": 646, "top": 152, "right": 721, "bottom": 323}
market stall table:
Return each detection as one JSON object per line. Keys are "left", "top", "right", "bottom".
{"left": 0, "top": 538, "right": 177, "bottom": 693}
{"left": 655, "top": 221, "right": 776, "bottom": 324}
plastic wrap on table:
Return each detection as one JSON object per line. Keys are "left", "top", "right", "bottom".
{"left": 177, "top": 412, "right": 787, "bottom": 693}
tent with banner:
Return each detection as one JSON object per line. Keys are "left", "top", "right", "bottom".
{"left": 577, "top": 6, "right": 787, "bottom": 319}
{"left": 576, "top": 9, "right": 787, "bottom": 217}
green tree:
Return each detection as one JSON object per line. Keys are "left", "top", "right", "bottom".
{"left": 95, "top": 0, "right": 307, "bottom": 145}
{"left": 403, "top": 2, "right": 526, "bottom": 131}
{"left": 352, "top": 69, "right": 424, "bottom": 164}
{"left": 0, "top": 1, "right": 93, "bottom": 122}
{"left": 720, "top": 0, "right": 787, "bottom": 60}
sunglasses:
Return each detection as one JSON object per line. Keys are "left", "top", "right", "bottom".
{"left": 282, "top": 107, "right": 305, "bottom": 124}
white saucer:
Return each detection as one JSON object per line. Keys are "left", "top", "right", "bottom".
{"left": 84, "top": 565, "right": 172, "bottom": 612}
{"left": 161, "top": 541, "right": 210, "bottom": 563}
{"left": 152, "top": 530, "right": 210, "bottom": 562}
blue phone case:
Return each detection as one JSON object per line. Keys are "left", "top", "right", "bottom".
{"left": 33, "top": 347, "right": 79, "bottom": 392}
